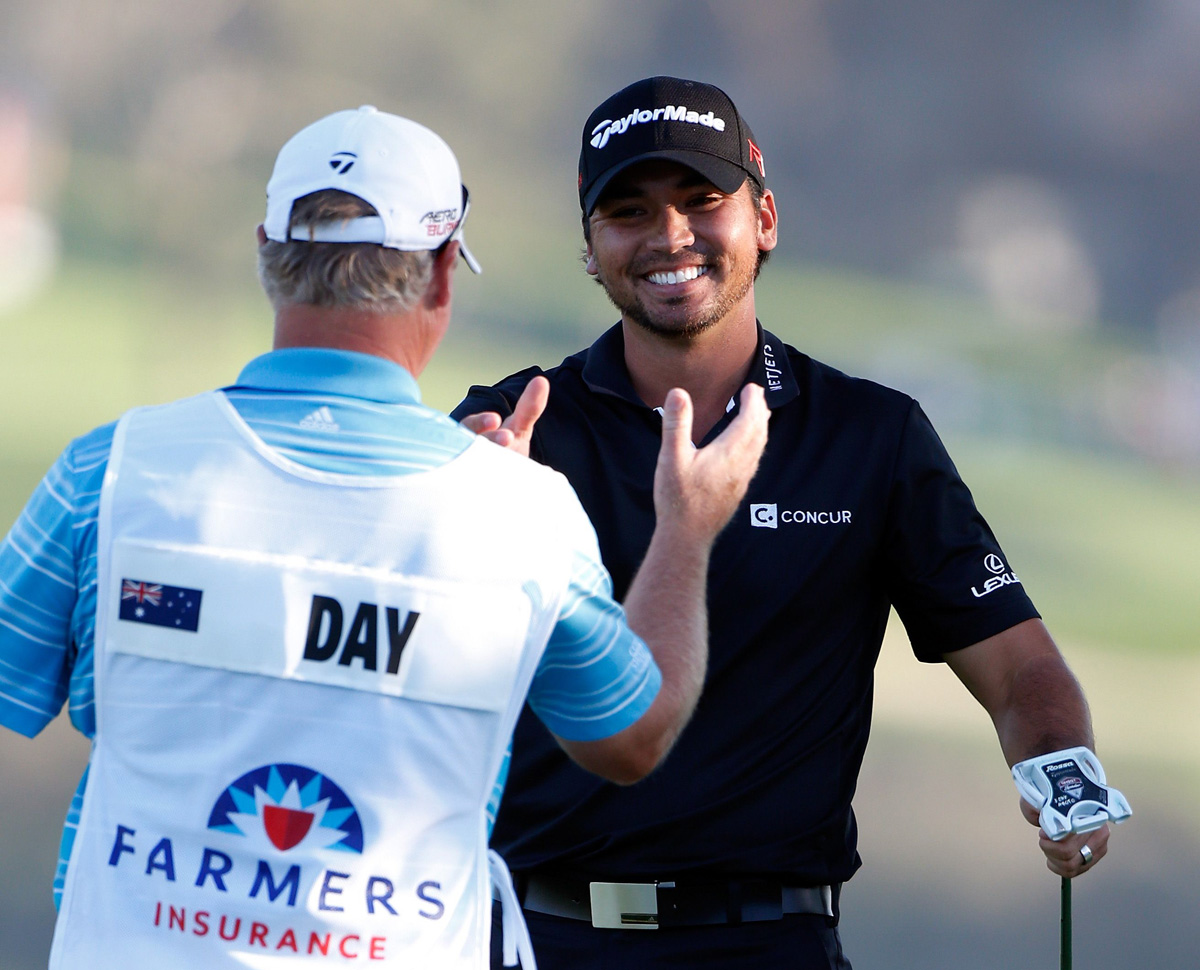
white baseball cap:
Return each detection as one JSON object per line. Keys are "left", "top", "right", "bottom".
{"left": 264, "top": 105, "right": 481, "bottom": 273}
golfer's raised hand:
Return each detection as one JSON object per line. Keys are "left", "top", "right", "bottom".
{"left": 654, "top": 384, "right": 769, "bottom": 541}
{"left": 458, "top": 376, "right": 549, "bottom": 458}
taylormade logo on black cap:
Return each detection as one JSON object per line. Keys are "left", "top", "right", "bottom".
{"left": 590, "top": 104, "right": 727, "bottom": 150}
{"left": 578, "top": 76, "right": 765, "bottom": 214}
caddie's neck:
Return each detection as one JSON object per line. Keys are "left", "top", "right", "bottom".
{"left": 272, "top": 245, "right": 457, "bottom": 378}
{"left": 271, "top": 306, "right": 429, "bottom": 376}
{"left": 622, "top": 302, "right": 759, "bottom": 444}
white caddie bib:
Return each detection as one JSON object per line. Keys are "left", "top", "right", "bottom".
{"left": 50, "top": 392, "right": 584, "bottom": 969}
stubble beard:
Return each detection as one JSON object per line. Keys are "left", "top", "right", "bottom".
{"left": 594, "top": 254, "right": 756, "bottom": 341}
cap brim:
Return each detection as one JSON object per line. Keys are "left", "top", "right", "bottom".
{"left": 583, "top": 150, "right": 748, "bottom": 214}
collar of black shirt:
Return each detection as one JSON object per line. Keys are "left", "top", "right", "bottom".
{"left": 578, "top": 321, "right": 800, "bottom": 414}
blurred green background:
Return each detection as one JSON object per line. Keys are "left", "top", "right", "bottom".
{"left": 2, "top": 2, "right": 1197, "bottom": 968}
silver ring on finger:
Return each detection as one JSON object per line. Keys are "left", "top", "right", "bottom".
{"left": 1080, "top": 844, "right": 1094, "bottom": 865}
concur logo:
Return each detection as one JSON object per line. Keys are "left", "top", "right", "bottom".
{"left": 751, "top": 503, "right": 853, "bottom": 529}
{"left": 750, "top": 504, "right": 778, "bottom": 529}
{"left": 208, "top": 764, "right": 364, "bottom": 855}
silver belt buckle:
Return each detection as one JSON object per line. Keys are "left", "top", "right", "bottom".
{"left": 588, "top": 881, "right": 659, "bottom": 929}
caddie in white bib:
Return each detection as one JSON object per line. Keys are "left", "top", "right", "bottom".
{"left": 50, "top": 392, "right": 581, "bottom": 969}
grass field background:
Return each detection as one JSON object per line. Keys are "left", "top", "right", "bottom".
{"left": 1, "top": 258, "right": 1196, "bottom": 968}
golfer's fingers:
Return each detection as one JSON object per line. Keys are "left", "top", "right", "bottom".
{"left": 503, "top": 376, "right": 550, "bottom": 439}
{"left": 1018, "top": 796, "right": 1042, "bottom": 827}
{"left": 1040, "top": 824, "right": 1109, "bottom": 877}
{"left": 459, "top": 411, "right": 503, "bottom": 436}
{"left": 481, "top": 428, "right": 515, "bottom": 449}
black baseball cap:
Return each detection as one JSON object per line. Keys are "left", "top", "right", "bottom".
{"left": 579, "top": 76, "right": 766, "bottom": 215}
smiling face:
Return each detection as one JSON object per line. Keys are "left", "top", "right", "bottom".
{"left": 585, "top": 160, "right": 777, "bottom": 340}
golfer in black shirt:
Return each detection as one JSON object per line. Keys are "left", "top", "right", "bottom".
{"left": 456, "top": 76, "right": 1116, "bottom": 969}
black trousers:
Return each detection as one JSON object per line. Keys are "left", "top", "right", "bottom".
{"left": 491, "top": 906, "right": 853, "bottom": 969}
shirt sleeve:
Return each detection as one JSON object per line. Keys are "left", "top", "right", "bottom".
{"left": 0, "top": 450, "right": 84, "bottom": 736}
{"left": 450, "top": 380, "right": 521, "bottom": 424}
{"left": 527, "top": 548, "right": 661, "bottom": 741}
{"left": 519, "top": 465, "right": 661, "bottom": 742}
{"left": 481, "top": 527, "right": 661, "bottom": 831}
{"left": 883, "top": 402, "right": 1041, "bottom": 661}
{"left": 0, "top": 426, "right": 111, "bottom": 739}
{"left": 455, "top": 376, "right": 662, "bottom": 740}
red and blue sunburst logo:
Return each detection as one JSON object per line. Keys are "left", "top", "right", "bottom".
{"left": 207, "top": 764, "right": 364, "bottom": 854}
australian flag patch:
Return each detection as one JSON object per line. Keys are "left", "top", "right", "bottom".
{"left": 119, "top": 578, "right": 203, "bottom": 632}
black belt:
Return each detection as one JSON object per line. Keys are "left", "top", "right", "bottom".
{"left": 517, "top": 872, "right": 838, "bottom": 929}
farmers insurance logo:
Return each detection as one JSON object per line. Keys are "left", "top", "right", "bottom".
{"left": 208, "top": 763, "right": 364, "bottom": 854}
{"left": 970, "top": 554, "right": 1022, "bottom": 598}
{"left": 590, "top": 104, "right": 727, "bottom": 149}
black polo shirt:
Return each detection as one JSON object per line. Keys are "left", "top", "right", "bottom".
{"left": 452, "top": 322, "right": 1039, "bottom": 885}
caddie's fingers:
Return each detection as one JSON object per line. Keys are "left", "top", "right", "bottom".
{"left": 1018, "top": 796, "right": 1042, "bottom": 827}
{"left": 503, "top": 376, "right": 550, "bottom": 438}
{"left": 713, "top": 383, "right": 768, "bottom": 464}
{"left": 658, "top": 387, "right": 695, "bottom": 467}
{"left": 736, "top": 383, "right": 769, "bottom": 453}
{"left": 459, "top": 411, "right": 503, "bottom": 435}
{"left": 741, "top": 381, "right": 767, "bottom": 409}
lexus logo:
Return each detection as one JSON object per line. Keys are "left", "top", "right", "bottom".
{"left": 984, "top": 554, "right": 1006, "bottom": 574}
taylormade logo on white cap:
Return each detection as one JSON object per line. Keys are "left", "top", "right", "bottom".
{"left": 264, "top": 105, "right": 480, "bottom": 273}
{"left": 590, "top": 104, "right": 727, "bottom": 150}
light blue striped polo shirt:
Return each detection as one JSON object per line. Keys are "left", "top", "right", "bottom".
{"left": 0, "top": 347, "right": 660, "bottom": 906}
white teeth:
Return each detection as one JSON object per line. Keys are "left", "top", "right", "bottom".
{"left": 647, "top": 266, "right": 706, "bottom": 285}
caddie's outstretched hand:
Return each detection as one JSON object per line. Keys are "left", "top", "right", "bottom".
{"left": 458, "top": 375, "right": 549, "bottom": 458}
{"left": 655, "top": 383, "right": 769, "bottom": 541}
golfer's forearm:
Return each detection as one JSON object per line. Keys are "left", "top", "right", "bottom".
{"left": 948, "top": 619, "right": 1096, "bottom": 766}
{"left": 992, "top": 652, "right": 1095, "bottom": 766}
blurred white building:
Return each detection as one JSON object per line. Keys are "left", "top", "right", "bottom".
{"left": 0, "top": 93, "right": 59, "bottom": 313}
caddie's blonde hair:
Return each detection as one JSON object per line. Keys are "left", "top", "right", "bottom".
{"left": 257, "top": 190, "right": 434, "bottom": 312}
